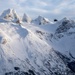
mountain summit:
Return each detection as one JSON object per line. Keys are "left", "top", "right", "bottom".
{"left": 22, "top": 13, "right": 31, "bottom": 23}
{"left": 0, "top": 9, "right": 20, "bottom": 23}
{"left": 32, "top": 16, "right": 50, "bottom": 25}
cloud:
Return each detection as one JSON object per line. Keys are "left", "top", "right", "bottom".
{"left": 0, "top": 0, "right": 75, "bottom": 20}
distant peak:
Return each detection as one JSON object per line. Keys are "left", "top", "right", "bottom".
{"left": 37, "top": 16, "right": 47, "bottom": 20}
{"left": 32, "top": 16, "right": 50, "bottom": 25}
{"left": 23, "top": 13, "right": 29, "bottom": 18}
{"left": 1, "top": 8, "right": 16, "bottom": 18}
{"left": 38, "top": 15, "right": 43, "bottom": 18}
{"left": 1, "top": 8, "right": 15, "bottom": 16}
{"left": 4, "top": 8, "right": 13, "bottom": 12}
{"left": 6, "top": 8, "right": 14, "bottom": 11}
{"left": 0, "top": 9, "right": 20, "bottom": 23}
{"left": 22, "top": 13, "right": 31, "bottom": 23}
{"left": 57, "top": 17, "right": 70, "bottom": 24}
{"left": 62, "top": 17, "right": 69, "bottom": 21}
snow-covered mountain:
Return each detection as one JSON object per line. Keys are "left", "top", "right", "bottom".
{"left": 32, "top": 17, "right": 75, "bottom": 58}
{"left": 0, "top": 9, "right": 21, "bottom": 23}
{"left": 0, "top": 9, "right": 75, "bottom": 75}
{"left": 32, "top": 16, "right": 51, "bottom": 25}
{"left": 22, "top": 13, "right": 31, "bottom": 23}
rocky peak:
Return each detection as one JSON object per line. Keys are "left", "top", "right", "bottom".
{"left": 0, "top": 9, "right": 21, "bottom": 23}
{"left": 32, "top": 15, "right": 50, "bottom": 25}
{"left": 22, "top": 13, "right": 31, "bottom": 23}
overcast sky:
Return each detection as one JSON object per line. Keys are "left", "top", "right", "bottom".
{"left": 0, "top": 0, "right": 75, "bottom": 20}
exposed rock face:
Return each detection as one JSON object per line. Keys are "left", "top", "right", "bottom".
{"left": 68, "top": 61, "right": 75, "bottom": 73}
{"left": 55, "top": 19, "right": 75, "bottom": 34}
{"left": 5, "top": 67, "right": 36, "bottom": 75}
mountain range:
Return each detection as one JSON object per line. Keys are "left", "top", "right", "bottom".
{"left": 0, "top": 9, "right": 75, "bottom": 75}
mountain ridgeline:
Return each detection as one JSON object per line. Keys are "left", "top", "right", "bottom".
{"left": 0, "top": 9, "right": 75, "bottom": 75}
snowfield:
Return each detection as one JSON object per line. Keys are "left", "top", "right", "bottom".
{"left": 0, "top": 9, "right": 75, "bottom": 75}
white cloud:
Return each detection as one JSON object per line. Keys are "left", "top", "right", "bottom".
{"left": 0, "top": 0, "right": 75, "bottom": 19}
{"left": 30, "top": 8, "right": 48, "bottom": 13}
{"left": 37, "top": 1, "right": 48, "bottom": 6}
{"left": 52, "top": 9, "right": 61, "bottom": 14}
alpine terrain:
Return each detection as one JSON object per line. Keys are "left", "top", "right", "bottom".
{"left": 0, "top": 9, "right": 75, "bottom": 75}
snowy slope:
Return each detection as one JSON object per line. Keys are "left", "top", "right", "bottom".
{"left": 0, "top": 9, "right": 75, "bottom": 75}
{"left": 30, "top": 18, "right": 75, "bottom": 60}
{"left": 0, "top": 22, "right": 69, "bottom": 75}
